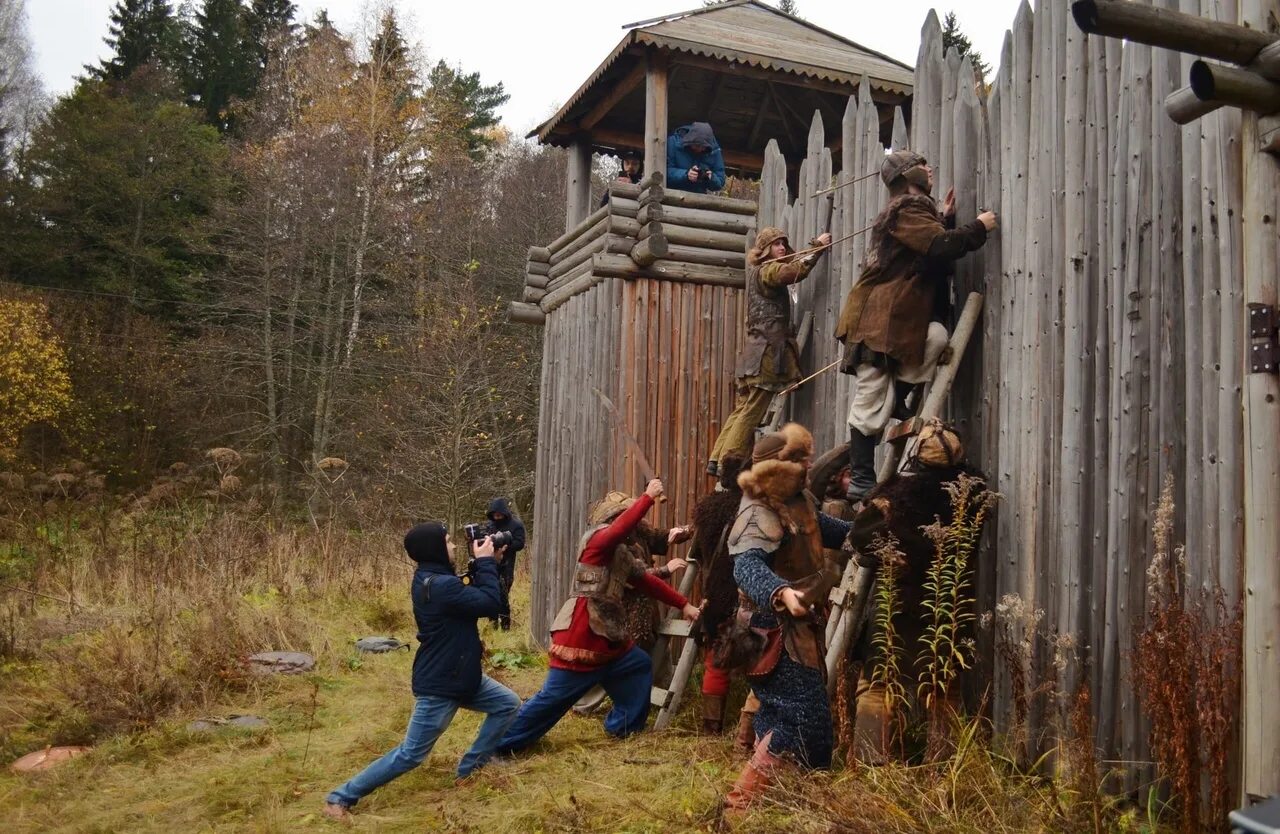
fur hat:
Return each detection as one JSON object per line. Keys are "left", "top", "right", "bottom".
{"left": 738, "top": 423, "right": 814, "bottom": 511}
{"left": 748, "top": 226, "right": 791, "bottom": 265}
{"left": 588, "top": 490, "right": 636, "bottom": 525}
{"left": 913, "top": 420, "right": 964, "bottom": 468}
{"left": 750, "top": 422, "right": 813, "bottom": 464}
{"left": 881, "top": 150, "right": 928, "bottom": 187}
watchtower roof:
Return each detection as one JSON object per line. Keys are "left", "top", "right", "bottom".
{"left": 530, "top": 0, "right": 913, "bottom": 170}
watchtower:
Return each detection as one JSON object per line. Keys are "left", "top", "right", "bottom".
{"left": 509, "top": 0, "right": 913, "bottom": 640}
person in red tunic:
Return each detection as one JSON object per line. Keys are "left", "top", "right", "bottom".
{"left": 496, "top": 479, "right": 700, "bottom": 752}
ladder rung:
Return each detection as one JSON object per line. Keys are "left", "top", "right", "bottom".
{"left": 657, "top": 619, "right": 693, "bottom": 638}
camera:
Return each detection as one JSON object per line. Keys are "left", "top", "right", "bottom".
{"left": 463, "top": 522, "right": 513, "bottom": 551}
{"left": 458, "top": 522, "right": 513, "bottom": 585}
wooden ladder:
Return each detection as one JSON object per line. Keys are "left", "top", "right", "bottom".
{"left": 649, "top": 557, "right": 701, "bottom": 729}
{"left": 823, "top": 292, "right": 985, "bottom": 693}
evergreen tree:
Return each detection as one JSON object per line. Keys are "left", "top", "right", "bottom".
{"left": 941, "top": 11, "right": 991, "bottom": 82}
{"left": 245, "top": 0, "right": 297, "bottom": 74}
{"left": 776, "top": 0, "right": 801, "bottom": 17}
{"left": 92, "top": 0, "right": 183, "bottom": 82}
{"left": 14, "top": 79, "right": 228, "bottom": 306}
{"left": 368, "top": 10, "right": 416, "bottom": 107}
{"left": 186, "top": 0, "right": 255, "bottom": 129}
{"left": 424, "top": 61, "right": 508, "bottom": 160}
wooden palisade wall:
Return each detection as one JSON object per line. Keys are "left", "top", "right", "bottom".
{"left": 757, "top": 0, "right": 1278, "bottom": 794}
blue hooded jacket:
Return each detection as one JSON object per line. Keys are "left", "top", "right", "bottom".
{"left": 666, "top": 122, "right": 726, "bottom": 194}
{"left": 403, "top": 523, "right": 503, "bottom": 700}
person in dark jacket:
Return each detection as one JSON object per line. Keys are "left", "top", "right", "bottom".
{"left": 600, "top": 150, "right": 643, "bottom": 207}
{"left": 323, "top": 523, "right": 521, "bottom": 821}
{"left": 666, "top": 122, "right": 726, "bottom": 194}
{"left": 485, "top": 497, "right": 525, "bottom": 630}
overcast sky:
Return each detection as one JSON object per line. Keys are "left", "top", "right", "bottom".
{"left": 27, "top": 0, "right": 1024, "bottom": 136}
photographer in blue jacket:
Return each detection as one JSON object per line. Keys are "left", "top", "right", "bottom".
{"left": 323, "top": 523, "right": 521, "bottom": 820}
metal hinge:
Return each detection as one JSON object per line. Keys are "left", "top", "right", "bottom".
{"left": 1249, "top": 303, "right": 1279, "bottom": 374}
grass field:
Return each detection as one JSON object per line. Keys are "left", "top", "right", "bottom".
{"left": 0, "top": 573, "right": 1162, "bottom": 833}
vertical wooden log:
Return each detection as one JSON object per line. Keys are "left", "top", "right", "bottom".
{"left": 565, "top": 140, "right": 593, "bottom": 231}
{"left": 1241, "top": 0, "right": 1280, "bottom": 799}
{"left": 644, "top": 51, "right": 669, "bottom": 184}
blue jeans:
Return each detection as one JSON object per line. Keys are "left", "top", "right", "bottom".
{"left": 326, "top": 675, "right": 520, "bottom": 808}
{"left": 496, "top": 645, "right": 653, "bottom": 754}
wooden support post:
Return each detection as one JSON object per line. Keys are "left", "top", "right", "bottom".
{"left": 1165, "top": 86, "right": 1225, "bottom": 124}
{"left": 565, "top": 140, "right": 592, "bottom": 231}
{"left": 1071, "top": 1, "right": 1274, "bottom": 67}
{"left": 1191, "top": 60, "right": 1280, "bottom": 115}
{"left": 644, "top": 51, "right": 669, "bottom": 184}
{"left": 1241, "top": 0, "right": 1280, "bottom": 801}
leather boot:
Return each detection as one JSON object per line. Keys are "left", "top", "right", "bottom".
{"left": 846, "top": 427, "right": 879, "bottom": 503}
{"left": 724, "top": 734, "right": 784, "bottom": 813}
{"left": 701, "top": 694, "right": 726, "bottom": 734}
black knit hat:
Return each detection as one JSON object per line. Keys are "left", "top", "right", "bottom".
{"left": 404, "top": 522, "right": 451, "bottom": 568}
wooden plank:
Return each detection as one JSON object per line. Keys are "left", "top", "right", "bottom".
{"left": 526, "top": 273, "right": 550, "bottom": 290}
{"left": 549, "top": 216, "right": 608, "bottom": 266}
{"left": 592, "top": 252, "right": 746, "bottom": 287}
{"left": 661, "top": 243, "right": 745, "bottom": 269}
{"left": 660, "top": 189, "right": 758, "bottom": 215}
{"left": 527, "top": 261, "right": 550, "bottom": 277}
{"left": 548, "top": 204, "right": 608, "bottom": 254}
{"left": 548, "top": 236, "right": 607, "bottom": 281}
{"left": 657, "top": 223, "right": 750, "bottom": 252}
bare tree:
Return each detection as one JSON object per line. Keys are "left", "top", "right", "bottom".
{"left": 0, "top": 0, "right": 45, "bottom": 171}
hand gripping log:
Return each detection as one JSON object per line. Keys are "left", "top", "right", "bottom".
{"left": 824, "top": 292, "right": 985, "bottom": 694}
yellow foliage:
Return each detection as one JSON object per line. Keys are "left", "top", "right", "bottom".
{"left": 0, "top": 297, "right": 73, "bottom": 455}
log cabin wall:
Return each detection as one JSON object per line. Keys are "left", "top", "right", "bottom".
{"left": 521, "top": 183, "right": 750, "bottom": 644}
{"left": 755, "top": 0, "right": 1277, "bottom": 794}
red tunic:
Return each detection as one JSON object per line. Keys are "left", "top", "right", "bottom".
{"left": 549, "top": 494, "right": 689, "bottom": 671}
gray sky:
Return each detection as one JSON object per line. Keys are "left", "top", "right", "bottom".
{"left": 27, "top": 0, "right": 1023, "bottom": 136}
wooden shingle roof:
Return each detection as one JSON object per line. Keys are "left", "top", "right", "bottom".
{"left": 531, "top": 0, "right": 913, "bottom": 158}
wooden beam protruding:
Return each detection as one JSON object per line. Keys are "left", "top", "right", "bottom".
{"left": 507, "top": 301, "right": 545, "bottom": 326}
{"left": 1071, "top": 0, "right": 1275, "bottom": 68}
{"left": 644, "top": 51, "right": 669, "bottom": 183}
{"left": 1190, "top": 60, "right": 1280, "bottom": 116}
{"left": 1165, "top": 85, "right": 1226, "bottom": 124}
{"left": 630, "top": 233, "right": 669, "bottom": 266}
{"left": 579, "top": 63, "right": 647, "bottom": 131}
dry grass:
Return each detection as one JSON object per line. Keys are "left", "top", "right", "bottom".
{"left": 0, "top": 500, "right": 1173, "bottom": 833}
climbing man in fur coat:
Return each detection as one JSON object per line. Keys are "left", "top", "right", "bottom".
{"left": 721, "top": 423, "right": 854, "bottom": 811}
{"left": 844, "top": 420, "right": 990, "bottom": 762}
{"left": 496, "top": 479, "right": 700, "bottom": 754}
{"left": 834, "top": 150, "right": 997, "bottom": 504}
{"left": 706, "top": 226, "right": 831, "bottom": 478}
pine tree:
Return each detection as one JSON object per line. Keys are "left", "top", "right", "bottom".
{"left": 368, "top": 10, "right": 416, "bottom": 107}
{"left": 424, "top": 61, "right": 508, "bottom": 160}
{"left": 186, "top": 0, "right": 256, "bottom": 130}
{"left": 941, "top": 11, "right": 991, "bottom": 82}
{"left": 92, "top": 0, "right": 183, "bottom": 82}
{"left": 244, "top": 0, "right": 297, "bottom": 73}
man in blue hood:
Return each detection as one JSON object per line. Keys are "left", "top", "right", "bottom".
{"left": 666, "top": 122, "right": 726, "bottom": 194}
{"left": 323, "top": 523, "right": 521, "bottom": 821}
{"left": 486, "top": 497, "right": 526, "bottom": 631}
